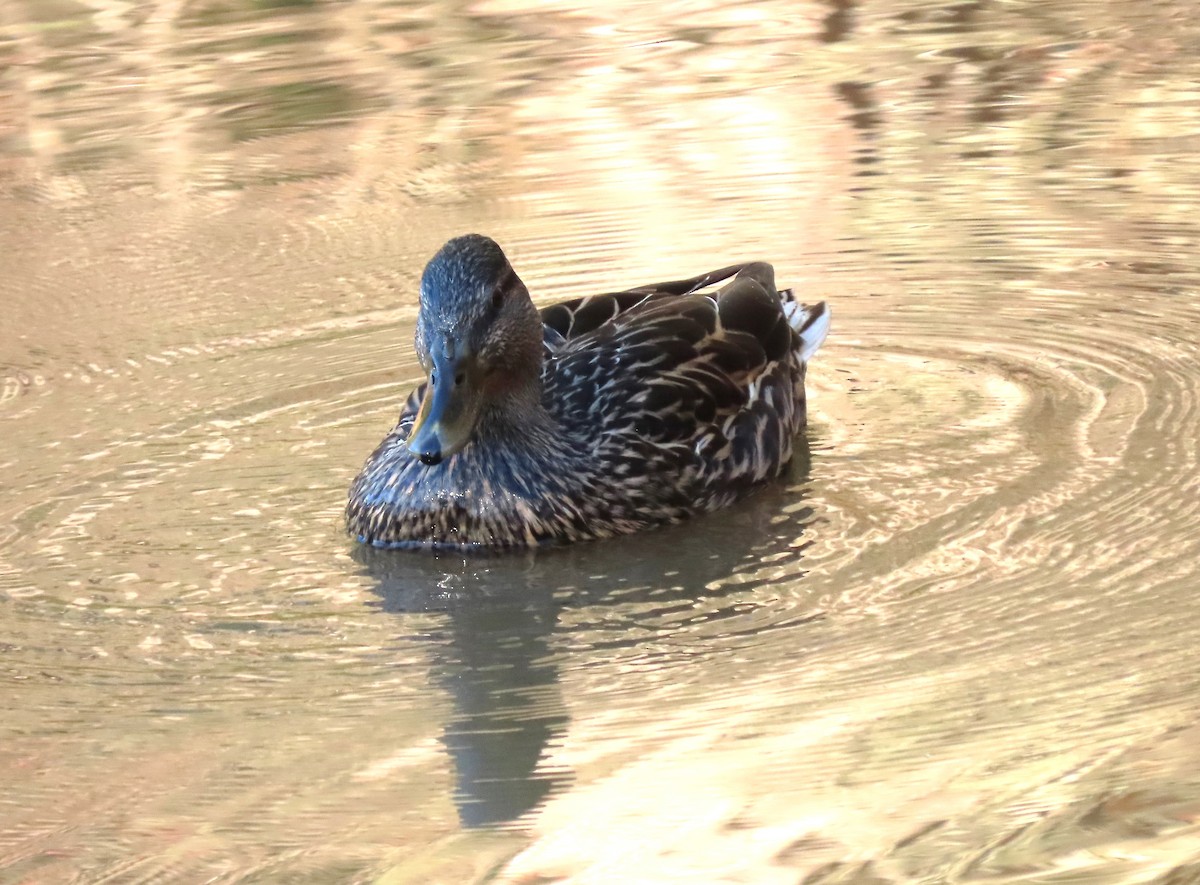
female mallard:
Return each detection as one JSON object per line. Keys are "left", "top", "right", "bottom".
{"left": 347, "top": 234, "right": 829, "bottom": 550}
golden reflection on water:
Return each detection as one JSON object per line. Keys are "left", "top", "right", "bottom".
{"left": 3, "top": 0, "right": 1200, "bottom": 883}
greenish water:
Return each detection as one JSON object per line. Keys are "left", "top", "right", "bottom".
{"left": 3, "top": 1, "right": 1200, "bottom": 882}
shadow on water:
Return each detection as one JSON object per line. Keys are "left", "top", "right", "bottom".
{"left": 352, "top": 436, "right": 823, "bottom": 827}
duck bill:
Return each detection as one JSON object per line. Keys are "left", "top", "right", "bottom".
{"left": 406, "top": 353, "right": 484, "bottom": 466}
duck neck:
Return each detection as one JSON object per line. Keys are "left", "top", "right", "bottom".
{"left": 476, "top": 377, "right": 556, "bottom": 451}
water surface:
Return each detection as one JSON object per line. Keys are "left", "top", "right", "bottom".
{"left": 3, "top": 1, "right": 1200, "bottom": 882}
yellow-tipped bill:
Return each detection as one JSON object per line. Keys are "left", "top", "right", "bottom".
{"left": 406, "top": 350, "right": 485, "bottom": 465}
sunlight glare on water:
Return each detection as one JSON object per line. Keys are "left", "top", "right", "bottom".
{"left": 2, "top": 1, "right": 1200, "bottom": 882}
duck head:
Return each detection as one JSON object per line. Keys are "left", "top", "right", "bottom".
{"left": 407, "top": 235, "right": 542, "bottom": 466}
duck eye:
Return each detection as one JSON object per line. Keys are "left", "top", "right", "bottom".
{"left": 490, "top": 289, "right": 505, "bottom": 312}
{"left": 454, "top": 371, "right": 466, "bottom": 386}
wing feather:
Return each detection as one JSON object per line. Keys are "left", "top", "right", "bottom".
{"left": 541, "top": 261, "right": 825, "bottom": 493}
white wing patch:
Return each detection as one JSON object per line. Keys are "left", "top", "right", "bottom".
{"left": 784, "top": 300, "right": 831, "bottom": 364}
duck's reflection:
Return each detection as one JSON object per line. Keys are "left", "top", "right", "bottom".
{"left": 357, "top": 543, "right": 570, "bottom": 827}
{"left": 354, "top": 436, "right": 821, "bottom": 828}
{"left": 432, "top": 587, "right": 567, "bottom": 827}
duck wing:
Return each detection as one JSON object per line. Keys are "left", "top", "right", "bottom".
{"left": 539, "top": 263, "right": 749, "bottom": 347}
{"left": 543, "top": 263, "right": 828, "bottom": 490}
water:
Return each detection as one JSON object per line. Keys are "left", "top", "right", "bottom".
{"left": 3, "top": 1, "right": 1200, "bottom": 882}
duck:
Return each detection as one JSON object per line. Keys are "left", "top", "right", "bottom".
{"left": 347, "top": 234, "right": 830, "bottom": 551}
